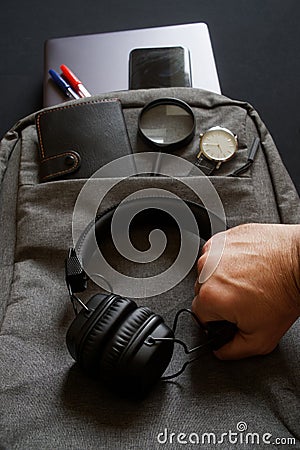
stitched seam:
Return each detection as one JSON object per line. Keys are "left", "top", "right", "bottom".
{"left": 41, "top": 151, "right": 78, "bottom": 163}
{"left": 41, "top": 152, "right": 80, "bottom": 181}
{"left": 36, "top": 98, "right": 119, "bottom": 159}
{"left": 0, "top": 136, "right": 22, "bottom": 331}
{"left": 41, "top": 168, "right": 75, "bottom": 181}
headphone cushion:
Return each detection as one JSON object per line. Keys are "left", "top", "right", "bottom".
{"left": 101, "top": 307, "right": 153, "bottom": 375}
{"left": 79, "top": 295, "right": 136, "bottom": 371}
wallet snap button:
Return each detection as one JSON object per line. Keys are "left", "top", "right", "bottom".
{"left": 64, "top": 155, "right": 76, "bottom": 166}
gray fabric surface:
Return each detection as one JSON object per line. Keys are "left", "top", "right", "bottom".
{"left": 0, "top": 88, "right": 299, "bottom": 449}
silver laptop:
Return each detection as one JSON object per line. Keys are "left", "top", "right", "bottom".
{"left": 43, "top": 22, "right": 221, "bottom": 107}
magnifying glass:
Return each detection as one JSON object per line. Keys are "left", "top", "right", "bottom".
{"left": 138, "top": 98, "right": 195, "bottom": 151}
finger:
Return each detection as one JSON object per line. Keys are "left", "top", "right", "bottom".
{"left": 201, "top": 238, "right": 211, "bottom": 255}
{"left": 213, "top": 332, "right": 265, "bottom": 360}
{"left": 194, "top": 254, "right": 207, "bottom": 295}
{"left": 196, "top": 253, "right": 207, "bottom": 274}
{"left": 192, "top": 295, "right": 224, "bottom": 324}
{"left": 194, "top": 278, "right": 201, "bottom": 295}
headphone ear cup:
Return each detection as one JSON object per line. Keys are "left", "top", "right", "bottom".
{"left": 66, "top": 294, "right": 137, "bottom": 373}
{"left": 101, "top": 307, "right": 153, "bottom": 374}
{"left": 100, "top": 307, "right": 175, "bottom": 394}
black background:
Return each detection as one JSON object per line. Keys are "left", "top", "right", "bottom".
{"left": 0, "top": 0, "right": 299, "bottom": 192}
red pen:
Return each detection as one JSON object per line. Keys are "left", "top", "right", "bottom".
{"left": 60, "top": 64, "right": 91, "bottom": 98}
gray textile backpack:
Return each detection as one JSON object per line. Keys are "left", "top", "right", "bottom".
{"left": 0, "top": 87, "right": 299, "bottom": 449}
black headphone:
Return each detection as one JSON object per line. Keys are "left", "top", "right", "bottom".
{"left": 65, "top": 197, "right": 237, "bottom": 396}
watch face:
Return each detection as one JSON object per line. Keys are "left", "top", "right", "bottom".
{"left": 199, "top": 126, "right": 237, "bottom": 162}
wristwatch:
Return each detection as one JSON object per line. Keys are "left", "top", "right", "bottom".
{"left": 195, "top": 126, "right": 238, "bottom": 175}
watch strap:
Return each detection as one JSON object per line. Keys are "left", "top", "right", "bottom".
{"left": 195, "top": 155, "right": 217, "bottom": 175}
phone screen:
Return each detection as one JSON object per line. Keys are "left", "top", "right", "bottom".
{"left": 129, "top": 46, "right": 192, "bottom": 89}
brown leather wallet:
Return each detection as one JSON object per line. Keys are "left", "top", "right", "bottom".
{"left": 35, "top": 98, "right": 133, "bottom": 182}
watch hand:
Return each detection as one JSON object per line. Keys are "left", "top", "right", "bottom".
{"left": 217, "top": 144, "right": 227, "bottom": 158}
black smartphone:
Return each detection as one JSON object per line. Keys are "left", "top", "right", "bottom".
{"left": 129, "top": 46, "right": 192, "bottom": 89}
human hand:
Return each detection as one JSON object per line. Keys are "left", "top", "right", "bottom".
{"left": 192, "top": 223, "right": 300, "bottom": 359}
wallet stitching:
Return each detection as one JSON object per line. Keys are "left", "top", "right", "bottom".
{"left": 36, "top": 98, "right": 119, "bottom": 159}
{"left": 40, "top": 152, "right": 80, "bottom": 181}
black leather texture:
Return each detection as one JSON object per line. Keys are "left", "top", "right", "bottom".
{"left": 195, "top": 155, "right": 216, "bottom": 175}
{"left": 35, "top": 98, "right": 133, "bottom": 181}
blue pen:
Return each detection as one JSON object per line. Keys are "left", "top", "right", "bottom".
{"left": 49, "top": 69, "right": 80, "bottom": 100}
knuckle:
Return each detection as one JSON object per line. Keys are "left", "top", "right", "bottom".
{"left": 197, "top": 254, "right": 206, "bottom": 273}
{"left": 198, "top": 282, "right": 215, "bottom": 303}
{"left": 201, "top": 238, "right": 212, "bottom": 254}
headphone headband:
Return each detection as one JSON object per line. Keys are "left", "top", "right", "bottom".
{"left": 71, "top": 196, "right": 225, "bottom": 291}
{"left": 65, "top": 196, "right": 237, "bottom": 396}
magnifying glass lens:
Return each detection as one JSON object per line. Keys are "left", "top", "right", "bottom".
{"left": 138, "top": 98, "right": 195, "bottom": 150}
